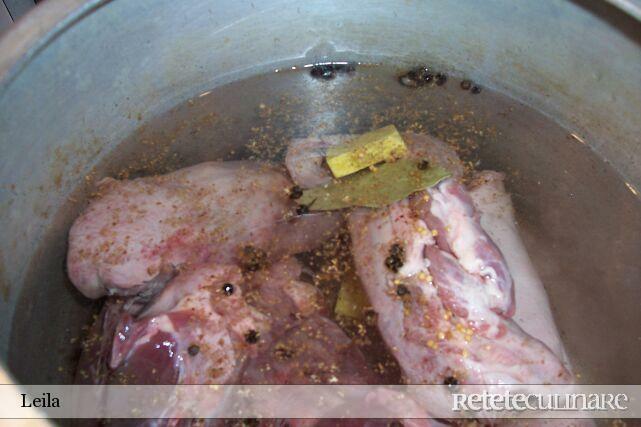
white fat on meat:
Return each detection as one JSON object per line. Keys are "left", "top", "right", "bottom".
{"left": 285, "top": 132, "right": 572, "bottom": 387}
{"left": 469, "top": 171, "right": 568, "bottom": 363}
{"left": 348, "top": 203, "right": 572, "bottom": 386}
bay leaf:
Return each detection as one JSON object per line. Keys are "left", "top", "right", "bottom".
{"left": 334, "top": 270, "right": 370, "bottom": 319}
{"left": 326, "top": 124, "right": 407, "bottom": 178}
{"left": 298, "top": 159, "right": 450, "bottom": 210}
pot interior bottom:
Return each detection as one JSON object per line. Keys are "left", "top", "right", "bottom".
{"left": 9, "top": 64, "right": 641, "bottom": 384}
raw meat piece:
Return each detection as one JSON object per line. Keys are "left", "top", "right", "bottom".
{"left": 285, "top": 135, "right": 352, "bottom": 188}
{"left": 411, "top": 178, "right": 514, "bottom": 316}
{"left": 67, "top": 161, "right": 341, "bottom": 298}
{"left": 109, "top": 265, "right": 267, "bottom": 385}
{"left": 285, "top": 132, "right": 513, "bottom": 315}
{"left": 469, "top": 171, "right": 567, "bottom": 361}
{"left": 244, "top": 256, "right": 325, "bottom": 323}
{"left": 76, "top": 259, "right": 375, "bottom": 387}
{"left": 240, "top": 315, "right": 375, "bottom": 385}
{"left": 285, "top": 132, "right": 570, "bottom": 387}
{"left": 348, "top": 202, "right": 571, "bottom": 385}
{"left": 403, "top": 132, "right": 466, "bottom": 180}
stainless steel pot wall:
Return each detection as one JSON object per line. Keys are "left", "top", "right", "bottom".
{"left": 0, "top": 0, "right": 640, "bottom": 385}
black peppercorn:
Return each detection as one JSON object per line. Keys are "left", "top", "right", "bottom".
{"left": 414, "top": 67, "right": 433, "bottom": 83}
{"left": 187, "top": 344, "right": 200, "bottom": 356}
{"left": 222, "top": 283, "right": 234, "bottom": 296}
{"left": 417, "top": 159, "right": 430, "bottom": 170}
{"left": 310, "top": 64, "right": 336, "bottom": 80}
{"left": 396, "top": 284, "right": 410, "bottom": 296}
{"left": 296, "top": 204, "right": 310, "bottom": 215}
{"left": 245, "top": 329, "right": 259, "bottom": 344}
{"left": 435, "top": 73, "right": 447, "bottom": 86}
{"left": 289, "top": 185, "right": 303, "bottom": 200}
{"left": 385, "top": 243, "right": 405, "bottom": 272}
{"left": 391, "top": 244, "right": 402, "bottom": 256}
{"left": 444, "top": 376, "right": 459, "bottom": 386}
{"left": 460, "top": 80, "right": 472, "bottom": 90}
{"left": 470, "top": 85, "right": 482, "bottom": 94}
{"left": 398, "top": 66, "right": 433, "bottom": 88}
{"left": 310, "top": 63, "right": 355, "bottom": 80}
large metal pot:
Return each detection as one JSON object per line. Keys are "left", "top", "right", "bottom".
{"left": 0, "top": 0, "right": 639, "bottom": 393}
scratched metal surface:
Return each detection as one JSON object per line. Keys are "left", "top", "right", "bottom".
{"left": 0, "top": 0, "right": 639, "bottom": 386}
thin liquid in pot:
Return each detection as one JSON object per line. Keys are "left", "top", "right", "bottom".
{"left": 9, "top": 64, "right": 641, "bottom": 385}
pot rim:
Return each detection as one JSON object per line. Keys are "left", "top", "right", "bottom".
{"left": 1, "top": 0, "right": 641, "bottom": 95}
{"left": 604, "top": 0, "right": 641, "bottom": 20}
{"left": 0, "top": 0, "right": 108, "bottom": 94}
{"left": 0, "top": 0, "right": 639, "bottom": 404}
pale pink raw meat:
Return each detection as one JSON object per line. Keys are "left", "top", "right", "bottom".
{"left": 348, "top": 201, "right": 571, "bottom": 385}
{"left": 469, "top": 171, "right": 568, "bottom": 361}
{"left": 285, "top": 135, "right": 352, "bottom": 188}
{"left": 285, "top": 132, "right": 513, "bottom": 314}
{"left": 67, "top": 161, "right": 341, "bottom": 298}
{"left": 403, "top": 132, "right": 466, "bottom": 180}
{"left": 244, "top": 256, "right": 324, "bottom": 319}
{"left": 412, "top": 178, "right": 514, "bottom": 316}
{"left": 285, "top": 132, "right": 570, "bottom": 386}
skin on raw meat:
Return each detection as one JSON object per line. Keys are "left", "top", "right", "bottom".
{"left": 75, "top": 259, "right": 376, "bottom": 386}
{"left": 285, "top": 132, "right": 571, "bottom": 387}
{"left": 411, "top": 178, "right": 514, "bottom": 316}
{"left": 468, "top": 171, "right": 568, "bottom": 362}
{"left": 109, "top": 264, "right": 266, "bottom": 385}
{"left": 347, "top": 201, "right": 571, "bottom": 385}
{"left": 67, "top": 161, "right": 341, "bottom": 299}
